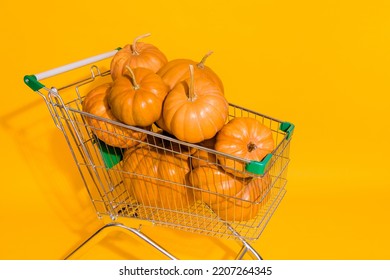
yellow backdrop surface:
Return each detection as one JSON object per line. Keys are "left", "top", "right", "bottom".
{"left": 1, "top": 0, "right": 389, "bottom": 260}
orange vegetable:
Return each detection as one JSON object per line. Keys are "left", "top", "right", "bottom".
{"left": 189, "top": 137, "right": 218, "bottom": 169}
{"left": 215, "top": 117, "right": 275, "bottom": 178}
{"left": 159, "top": 65, "right": 228, "bottom": 143}
{"left": 110, "top": 33, "right": 168, "bottom": 80}
{"left": 157, "top": 51, "right": 224, "bottom": 92}
{"left": 108, "top": 66, "right": 169, "bottom": 127}
{"left": 188, "top": 166, "right": 272, "bottom": 221}
{"left": 122, "top": 145, "right": 193, "bottom": 210}
{"left": 82, "top": 83, "right": 147, "bottom": 148}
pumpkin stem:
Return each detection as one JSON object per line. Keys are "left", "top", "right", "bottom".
{"left": 125, "top": 65, "right": 140, "bottom": 90}
{"left": 131, "top": 33, "right": 151, "bottom": 55}
{"left": 197, "top": 51, "right": 213, "bottom": 69}
{"left": 188, "top": 64, "right": 196, "bottom": 101}
{"left": 247, "top": 142, "right": 257, "bottom": 152}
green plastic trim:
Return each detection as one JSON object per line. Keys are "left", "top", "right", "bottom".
{"left": 245, "top": 121, "right": 295, "bottom": 175}
{"left": 280, "top": 121, "right": 295, "bottom": 140}
{"left": 245, "top": 153, "right": 273, "bottom": 176}
{"left": 24, "top": 75, "right": 45, "bottom": 91}
{"left": 94, "top": 137, "right": 124, "bottom": 169}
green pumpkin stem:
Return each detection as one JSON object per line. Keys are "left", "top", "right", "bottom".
{"left": 131, "top": 33, "right": 151, "bottom": 55}
{"left": 197, "top": 51, "right": 213, "bottom": 69}
{"left": 125, "top": 65, "right": 140, "bottom": 90}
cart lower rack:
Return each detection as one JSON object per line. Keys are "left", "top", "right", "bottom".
{"left": 24, "top": 49, "right": 294, "bottom": 260}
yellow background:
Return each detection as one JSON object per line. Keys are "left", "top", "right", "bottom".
{"left": 1, "top": 0, "right": 390, "bottom": 259}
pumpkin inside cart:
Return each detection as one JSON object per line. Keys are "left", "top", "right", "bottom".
{"left": 108, "top": 66, "right": 169, "bottom": 127}
{"left": 157, "top": 51, "right": 224, "bottom": 92}
{"left": 122, "top": 144, "right": 193, "bottom": 211}
{"left": 215, "top": 117, "right": 275, "bottom": 178}
{"left": 188, "top": 165, "right": 272, "bottom": 221}
{"left": 110, "top": 33, "right": 168, "bottom": 80}
{"left": 158, "top": 65, "right": 229, "bottom": 143}
{"left": 82, "top": 82, "right": 148, "bottom": 148}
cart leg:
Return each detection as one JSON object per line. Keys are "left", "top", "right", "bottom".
{"left": 64, "top": 222, "right": 178, "bottom": 260}
{"left": 226, "top": 224, "right": 263, "bottom": 260}
{"left": 235, "top": 244, "right": 263, "bottom": 260}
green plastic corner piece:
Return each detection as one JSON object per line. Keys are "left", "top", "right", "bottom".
{"left": 24, "top": 75, "right": 45, "bottom": 91}
{"left": 280, "top": 122, "right": 295, "bottom": 140}
{"left": 245, "top": 153, "right": 273, "bottom": 176}
{"left": 94, "top": 137, "right": 124, "bottom": 169}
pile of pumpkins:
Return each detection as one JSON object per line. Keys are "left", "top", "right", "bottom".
{"left": 82, "top": 34, "right": 275, "bottom": 222}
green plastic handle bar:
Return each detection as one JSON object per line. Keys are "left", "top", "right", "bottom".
{"left": 24, "top": 75, "right": 45, "bottom": 91}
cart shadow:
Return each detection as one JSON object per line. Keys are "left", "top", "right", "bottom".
{"left": 71, "top": 224, "right": 244, "bottom": 260}
{"left": 1, "top": 99, "right": 99, "bottom": 239}
{"left": 99, "top": 229, "right": 244, "bottom": 260}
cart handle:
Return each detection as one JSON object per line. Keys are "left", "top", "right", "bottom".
{"left": 24, "top": 48, "right": 120, "bottom": 91}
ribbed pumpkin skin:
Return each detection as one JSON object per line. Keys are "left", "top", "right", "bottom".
{"left": 122, "top": 145, "right": 193, "bottom": 210}
{"left": 188, "top": 166, "right": 272, "bottom": 221}
{"left": 82, "top": 83, "right": 147, "bottom": 148}
{"left": 157, "top": 58, "right": 224, "bottom": 92}
{"left": 108, "top": 67, "right": 169, "bottom": 127}
{"left": 215, "top": 117, "right": 275, "bottom": 178}
{"left": 160, "top": 73, "right": 228, "bottom": 143}
{"left": 110, "top": 42, "right": 168, "bottom": 80}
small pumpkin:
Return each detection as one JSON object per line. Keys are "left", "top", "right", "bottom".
{"left": 82, "top": 83, "right": 147, "bottom": 148}
{"left": 188, "top": 165, "right": 272, "bottom": 221}
{"left": 122, "top": 144, "right": 193, "bottom": 210}
{"left": 157, "top": 51, "right": 224, "bottom": 92}
{"left": 110, "top": 33, "right": 168, "bottom": 80}
{"left": 215, "top": 117, "right": 275, "bottom": 178}
{"left": 159, "top": 65, "right": 229, "bottom": 143}
{"left": 108, "top": 66, "right": 169, "bottom": 127}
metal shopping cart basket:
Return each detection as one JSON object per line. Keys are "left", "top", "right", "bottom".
{"left": 24, "top": 49, "right": 295, "bottom": 260}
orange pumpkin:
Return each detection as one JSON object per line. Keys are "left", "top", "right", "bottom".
{"left": 110, "top": 33, "right": 168, "bottom": 80}
{"left": 157, "top": 51, "right": 224, "bottom": 92}
{"left": 122, "top": 145, "right": 192, "bottom": 210}
{"left": 142, "top": 133, "right": 196, "bottom": 161}
{"left": 189, "top": 137, "right": 218, "bottom": 169}
{"left": 108, "top": 66, "right": 169, "bottom": 127}
{"left": 159, "top": 65, "right": 229, "bottom": 143}
{"left": 82, "top": 83, "right": 147, "bottom": 148}
{"left": 188, "top": 166, "right": 272, "bottom": 221}
{"left": 215, "top": 117, "right": 275, "bottom": 178}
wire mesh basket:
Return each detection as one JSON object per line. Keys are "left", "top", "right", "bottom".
{"left": 24, "top": 49, "right": 294, "bottom": 259}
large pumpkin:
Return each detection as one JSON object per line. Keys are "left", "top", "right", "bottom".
{"left": 159, "top": 65, "right": 228, "bottom": 143}
{"left": 122, "top": 144, "right": 193, "bottom": 210}
{"left": 108, "top": 66, "right": 169, "bottom": 127}
{"left": 215, "top": 117, "right": 275, "bottom": 178}
{"left": 110, "top": 33, "right": 168, "bottom": 80}
{"left": 188, "top": 166, "right": 272, "bottom": 221}
{"left": 157, "top": 51, "right": 224, "bottom": 92}
{"left": 82, "top": 83, "right": 147, "bottom": 148}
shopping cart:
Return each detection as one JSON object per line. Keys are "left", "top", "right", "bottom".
{"left": 24, "top": 49, "right": 294, "bottom": 260}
